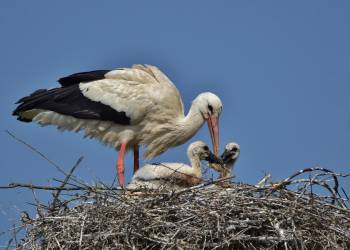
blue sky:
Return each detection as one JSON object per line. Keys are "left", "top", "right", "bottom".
{"left": 1, "top": 1, "right": 350, "bottom": 244}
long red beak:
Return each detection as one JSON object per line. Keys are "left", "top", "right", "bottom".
{"left": 207, "top": 114, "right": 219, "bottom": 156}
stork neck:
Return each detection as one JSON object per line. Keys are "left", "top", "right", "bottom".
{"left": 176, "top": 105, "right": 205, "bottom": 143}
{"left": 229, "top": 158, "right": 238, "bottom": 168}
{"left": 189, "top": 156, "right": 202, "bottom": 178}
{"left": 220, "top": 159, "right": 237, "bottom": 178}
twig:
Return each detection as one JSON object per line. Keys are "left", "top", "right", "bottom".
{"left": 0, "top": 183, "right": 121, "bottom": 191}
{"left": 5, "top": 130, "right": 67, "bottom": 176}
{"left": 79, "top": 215, "right": 87, "bottom": 250}
{"left": 51, "top": 156, "right": 84, "bottom": 212}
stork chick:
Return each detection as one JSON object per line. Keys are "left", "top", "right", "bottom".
{"left": 210, "top": 142, "right": 240, "bottom": 187}
{"left": 127, "top": 141, "right": 222, "bottom": 191}
{"left": 219, "top": 142, "right": 240, "bottom": 179}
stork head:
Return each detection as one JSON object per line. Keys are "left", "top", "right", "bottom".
{"left": 194, "top": 92, "right": 223, "bottom": 156}
{"left": 210, "top": 142, "right": 240, "bottom": 179}
{"left": 221, "top": 142, "right": 240, "bottom": 166}
{"left": 187, "top": 141, "right": 222, "bottom": 164}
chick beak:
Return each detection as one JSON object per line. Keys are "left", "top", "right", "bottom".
{"left": 206, "top": 151, "right": 223, "bottom": 164}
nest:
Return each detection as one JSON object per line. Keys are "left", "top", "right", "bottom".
{"left": 7, "top": 167, "right": 349, "bottom": 250}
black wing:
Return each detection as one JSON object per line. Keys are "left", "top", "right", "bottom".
{"left": 58, "top": 70, "right": 111, "bottom": 87}
{"left": 13, "top": 84, "right": 130, "bottom": 125}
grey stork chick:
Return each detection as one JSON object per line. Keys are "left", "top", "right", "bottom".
{"left": 127, "top": 141, "right": 222, "bottom": 191}
{"left": 211, "top": 142, "right": 240, "bottom": 182}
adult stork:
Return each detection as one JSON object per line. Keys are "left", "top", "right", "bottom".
{"left": 13, "top": 64, "right": 223, "bottom": 187}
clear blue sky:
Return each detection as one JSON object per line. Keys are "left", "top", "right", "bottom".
{"left": 1, "top": 0, "right": 350, "bottom": 244}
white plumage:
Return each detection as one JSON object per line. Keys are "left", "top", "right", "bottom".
{"left": 127, "top": 141, "right": 222, "bottom": 191}
{"left": 14, "top": 64, "right": 223, "bottom": 187}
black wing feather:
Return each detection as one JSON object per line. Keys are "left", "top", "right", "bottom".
{"left": 58, "top": 70, "right": 111, "bottom": 87}
{"left": 13, "top": 85, "right": 130, "bottom": 125}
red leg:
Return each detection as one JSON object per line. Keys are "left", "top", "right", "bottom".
{"left": 133, "top": 144, "right": 139, "bottom": 173}
{"left": 117, "top": 143, "right": 127, "bottom": 188}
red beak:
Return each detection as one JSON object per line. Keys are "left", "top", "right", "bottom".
{"left": 207, "top": 114, "right": 219, "bottom": 156}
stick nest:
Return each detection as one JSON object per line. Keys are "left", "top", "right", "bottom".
{"left": 12, "top": 167, "right": 349, "bottom": 250}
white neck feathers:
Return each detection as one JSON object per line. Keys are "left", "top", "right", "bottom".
{"left": 188, "top": 155, "right": 202, "bottom": 178}
{"left": 144, "top": 100, "right": 205, "bottom": 159}
{"left": 175, "top": 102, "right": 205, "bottom": 144}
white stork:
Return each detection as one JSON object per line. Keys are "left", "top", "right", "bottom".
{"left": 13, "top": 64, "right": 223, "bottom": 187}
{"left": 127, "top": 141, "right": 222, "bottom": 190}
{"left": 213, "top": 142, "right": 240, "bottom": 179}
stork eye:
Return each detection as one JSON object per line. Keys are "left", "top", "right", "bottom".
{"left": 208, "top": 104, "right": 213, "bottom": 113}
{"left": 203, "top": 145, "right": 209, "bottom": 151}
{"left": 232, "top": 147, "right": 238, "bottom": 152}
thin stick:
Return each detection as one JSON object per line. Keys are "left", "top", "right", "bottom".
{"left": 5, "top": 130, "right": 67, "bottom": 176}
{"left": 51, "top": 156, "right": 84, "bottom": 211}
{"left": 0, "top": 183, "right": 121, "bottom": 191}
